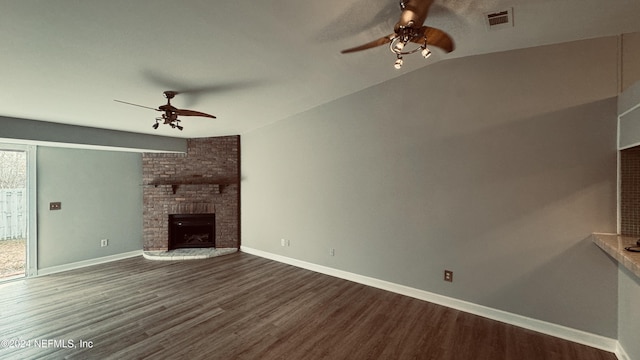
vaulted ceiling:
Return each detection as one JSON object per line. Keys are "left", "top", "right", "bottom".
{"left": 2, "top": 0, "right": 639, "bottom": 138}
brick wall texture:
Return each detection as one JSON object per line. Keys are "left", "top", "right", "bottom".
{"left": 142, "top": 136, "right": 240, "bottom": 250}
{"left": 621, "top": 145, "right": 640, "bottom": 236}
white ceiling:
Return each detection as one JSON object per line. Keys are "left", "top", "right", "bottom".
{"left": 2, "top": 0, "right": 639, "bottom": 138}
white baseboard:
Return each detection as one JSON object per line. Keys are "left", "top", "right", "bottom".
{"left": 241, "top": 246, "right": 621, "bottom": 356}
{"left": 616, "top": 342, "right": 631, "bottom": 360}
{"left": 36, "top": 250, "right": 142, "bottom": 276}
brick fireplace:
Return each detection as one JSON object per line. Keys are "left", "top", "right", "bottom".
{"left": 142, "top": 136, "right": 240, "bottom": 251}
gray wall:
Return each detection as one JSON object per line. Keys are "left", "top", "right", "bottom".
{"left": 622, "top": 32, "right": 640, "bottom": 91}
{"left": 241, "top": 36, "right": 620, "bottom": 337}
{"left": 2, "top": 115, "right": 187, "bottom": 153}
{"left": 37, "top": 146, "right": 143, "bottom": 269}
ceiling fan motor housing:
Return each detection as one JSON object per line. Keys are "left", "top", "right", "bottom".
{"left": 163, "top": 91, "right": 178, "bottom": 99}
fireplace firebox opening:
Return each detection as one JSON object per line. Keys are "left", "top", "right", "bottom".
{"left": 168, "top": 213, "right": 215, "bottom": 250}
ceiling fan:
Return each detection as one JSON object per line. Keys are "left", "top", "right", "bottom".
{"left": 115, "top": 91, "right": 216, "bottom": 131}
{"left": 341, "top": 0, "right": 454, "bottom": 69}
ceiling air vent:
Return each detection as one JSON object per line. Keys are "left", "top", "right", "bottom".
{"left": 484, "top": 8, "right": 514, "bottom": 31}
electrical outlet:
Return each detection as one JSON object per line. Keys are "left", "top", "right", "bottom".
{"left": 281, "top": 239, "right": 286, "bottom": 247}
{"left": 444, "top": 270, "right": 453, "bottom": 282}
{"left": 100, "top": 239, "right": 108, "bottom": 247}
{"left": 329, "top": 248, "right": 335, "bottom": 256}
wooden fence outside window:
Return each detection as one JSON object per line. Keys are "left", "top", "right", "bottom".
{"left": 0, "top": 189, "right": 26, "bottom": 240}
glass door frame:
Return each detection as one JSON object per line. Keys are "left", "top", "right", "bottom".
{"left": 0, "top": 143, "right": 37, "bottom": 277}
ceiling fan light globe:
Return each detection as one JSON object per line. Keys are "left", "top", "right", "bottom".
{"left": 394, "top": 58, "right": 403, "bottom": 69}
{"left": 392, "top": 41, "right": 405, "bottom": 53}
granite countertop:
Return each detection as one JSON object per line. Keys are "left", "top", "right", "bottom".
{"left": 592, "top": 233, "right": 640, "bottom": 278}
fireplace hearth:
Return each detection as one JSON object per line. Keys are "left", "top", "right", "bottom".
{"left": 169, "top": 213, "right": 215, "bottom": 250}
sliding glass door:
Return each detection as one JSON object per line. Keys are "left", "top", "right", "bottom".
{"left": 0, "top": 144, "right": 36, "bottom": 280}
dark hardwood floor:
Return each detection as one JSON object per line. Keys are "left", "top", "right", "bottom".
{"left": 0, "top": 252, "right": 617, "bottom": 360}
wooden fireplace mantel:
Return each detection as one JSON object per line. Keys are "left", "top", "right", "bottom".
{"left": 146, "top": 176, "right": 238, "bottom": 194}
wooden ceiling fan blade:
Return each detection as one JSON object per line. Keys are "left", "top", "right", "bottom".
{"left": 412, "top": 26, "right": 455, "bottom": 53}
{"left": 114, "top": 99, "right": 159, "bottom": 111}
{"left": 341, "top": 34, "right": 394, "bottom": 54}
{"left": 175, "top": 109, "right": 217, "bottom": 119}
